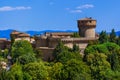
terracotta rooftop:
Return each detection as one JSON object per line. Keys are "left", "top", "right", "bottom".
{"left": 11, "top": 30, "right": 30, "bottom": 37}
{"left": 18, "top": 33, "right": 30, "bottom": 37}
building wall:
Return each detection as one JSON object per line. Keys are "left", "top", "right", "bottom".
{"left": 38, "top": 47, "right": 54, "bottom": 61}
{"left": 85, "top": 27, "right": 95, "bottom": 38}
{"left": 35, "top": 37, "right": 48, "bottom": 47}
{"left": 15, "top": 37, "right": 30, "bottom": 41}
{"left": 0, "top": 42, "right": 5, "bottom": 50}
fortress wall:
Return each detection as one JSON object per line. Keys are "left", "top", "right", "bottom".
{"left": 85, "top": 28, "right": 95, "bottom": 38}
{"left": 64, "top": 43, "right": 73, "bottom": 48}
{"left": 64, "top": 42, "right": 88, "bottom": 50}
{"left": 48, "top": 40, "right": 58, "bottom": 48}
{"left": 36, "top": 38, "right": 47, "bottom": 47}
{"left": 38, "top": 47, "right": 54, "bottom": 61}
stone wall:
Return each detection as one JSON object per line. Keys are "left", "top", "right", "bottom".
{"left": 38, "top": 47, "right": 54, "bottom": 61}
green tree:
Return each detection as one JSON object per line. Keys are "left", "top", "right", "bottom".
{"left": 99, "top": 31, "right": 108, "bottom": 43}
{"left": 10, "top": 33, "right": 15, "bottom": 47}
{"left": 11, "top": 40, "right": 36, "bottom": 64}
{"left": 109, "top": 29, "right": 116, "bottom": 43}
{"left": 53, "top": 41, "right": 82, "bottom": 63}
{"left": 63, "top": 59, "right": 91, "bottom": 80}
{"left": 0, "top": 57, "right": 7, "bottom": 80}
{"left": 108, "top": 52, "right": 120, "bottom": 71}
{"left": 2, "top": 49, "right": 9, "bottom": 58}
{"left": 6, "top": 63, "right": 23, "bottom": 80}
{"left": 116, "top": 35, "right": 120, "bottom": 46}
{"left": 49, "top": 62, "right": 64, "bottom": 80}
{"left": 86, "top": 53, "right": 111, "bottom": 80}
{"left": 23, "top": 62, "right": 48, "bottom": 80}
{"left": 71, "top": 32, "right": 80, "bottom": 38}
{"left": 34, "top": 48, "right": 43, "bottom": 59}
{"left": 53, "top": 41, "right": 66, "bottom": 60}
{"left": 72, "top": 44, "right": 80, "bottom": 52}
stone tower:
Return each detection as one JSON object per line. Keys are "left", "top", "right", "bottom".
{"left": 78, "top": 17, "right": 96, "bottom": 38}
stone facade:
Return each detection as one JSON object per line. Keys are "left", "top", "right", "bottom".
{"left": 0, "top": 38, "right": 11, "bottom": 50}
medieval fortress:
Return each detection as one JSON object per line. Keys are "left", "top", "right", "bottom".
{"left": 0, "top": 17, "right": 98, "bottom": 61}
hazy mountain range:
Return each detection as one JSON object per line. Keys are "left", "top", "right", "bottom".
{"left": 0, "top": 29, "right": 120, "bottom": 40}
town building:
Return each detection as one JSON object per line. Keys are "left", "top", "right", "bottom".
{"left": 0, "top": 38, "right": 10, "bottom": 50}
{"left": 10, "top": 30, "right": 31, "bottom": 41}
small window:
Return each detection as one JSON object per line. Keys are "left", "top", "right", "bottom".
{"left": 89, "top": 21, "right": 92, "bottom": 23}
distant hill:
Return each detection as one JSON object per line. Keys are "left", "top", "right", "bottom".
{"left": 0, "top": 29, "right": 13, "bottom": 39}
{"left": 116, "top": 31, "right": 120, "bottom": 36}
{"left": 0, "top": 29, "right": 76, "bottom": 40}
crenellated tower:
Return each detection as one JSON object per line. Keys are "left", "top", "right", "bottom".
{"left": 77, "top": 17, "right": 96, "bottom": 38}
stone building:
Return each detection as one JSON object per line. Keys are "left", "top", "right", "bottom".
{"left": 10, "top": 30, "right": 30, "bottom": 41}
{"left": 0, "top": 38, "right": 11, "bottom": 50}
{"left": 35, "top": 17, "right": 98, "bottom": 61}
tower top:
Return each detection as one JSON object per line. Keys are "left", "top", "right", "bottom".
{"left": 78, "top": 17, "right": 96, "bottom": 21}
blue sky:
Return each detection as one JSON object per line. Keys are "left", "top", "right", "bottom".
{"left": 0, "top": 0, "right": 120, "bottom": 32}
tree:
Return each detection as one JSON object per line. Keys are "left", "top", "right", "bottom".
{"left": 72, "top": 44, "right": 80, "bottom": 52}
{"left": 71, "top": 32, "right": 80, "bottom": 38}
{"left": 109, "top": 29, "right": 116, "bottom": 43}
{"left": 2, "top": 49, "right": 9, "bottom": 58}
{"left": 34, "top": 48, "right": 43, "bottom": 59}
{"left": 0, "top": 57, "right": 7, "bottom": 80}
{"left": 49, "top": 62, "right": 64, "bottom": 80}
{"left": 10, "top": 33, "right": 15, "bottom": 47}
{"left": 99, "top": 31, "right": 108, "bottom": 43}
{"left": 53, "top": 41, "right": 67, "bottom": 60}
{"left": 11, "top": 40, "right": 36, "bottom": 64}
{"left": 63, "top": 59, "right": 91, "bottom": 80}
{"left": 53, "top": 42, "right": 82, "bottom": 64}
{"left": 6, "top": 63, "right": 23, "bottom": 80}
{"left": 108, "top": 52, "right": 120, "bottom": 71}
{"left": 116, "top": 35, "right": 120, "bottom": 46}
{"left": 23, "top": 62, "right": 48, "bottom": 80}
{"left": 86, "top": 53, "right": 111, "bottom": 79}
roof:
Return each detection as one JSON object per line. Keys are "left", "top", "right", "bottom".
{"left": 51, "top": 32, "right": 73, "bottom": 36}
{"left": 11, "top": 30, "right": 30, "bottom": 37}
{"left": 18, "top": 33, "right": 30, "bottom": 37}
{"left": 11, "top": 30, "right": 20, "bottom": 34}
{"left": 0, "top": 38, "right": 7, "bottom": 41}
{"left": 78, "top": 17, "right": 96, "bottom": 21}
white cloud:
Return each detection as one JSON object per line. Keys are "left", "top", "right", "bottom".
{"left": 70, "top": 10, "right": 82, "bottom": 13}
{"left": 77, "top": 4, "right": 94, "bottom": 9}
{"left": 66, "top": 4, "right": 94, "bottom": 13}
{"left": 0, "top": 6, "right": 31, "bottom": 12}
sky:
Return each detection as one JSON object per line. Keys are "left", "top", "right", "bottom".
{"left": 0, "top": 0, "right": 120, "bottom": 32}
